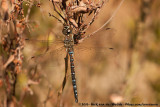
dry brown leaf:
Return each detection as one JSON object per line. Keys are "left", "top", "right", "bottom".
{"left": 1, "top": 0, "right": 8, "bottom": 11}
{"left": 27, "top": 79, "right": 39, "bottom": 85}
{"left": 0, "top": 79, "right": 3, "bottom": 87}
{"left": 15, "top": 65, "right": 21, "bottom": 73}
{"left": 82, "top": 0, "right": 89, "bottom": 5}
{"left": 79, "top": 1, "right": 86, "bottom": 6}
{"left": 24, "top": 86, "right": 33, "bottom": 95}
{"left": 69, "top": 18, "right": 78, "bottom": 28}
{"left": 53, "top": 0, "right": 62, "bottom": 3}
{"left": 71, "top": 6, "right": 88, "bottom": 13}
{"left": 3, "top": 55, "right": 15, "bottom": 69}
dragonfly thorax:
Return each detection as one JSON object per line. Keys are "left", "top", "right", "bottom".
{"left": 64, "top": 39, "right": 74, "bottom": 48}
{"left": 62, "top": 25, "right": 75, "bottom": 49}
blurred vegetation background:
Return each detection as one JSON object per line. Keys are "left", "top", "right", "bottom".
{"left": 0, "top": 0, "right": 160, "bottom": 107}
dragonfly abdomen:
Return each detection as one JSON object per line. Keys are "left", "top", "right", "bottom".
{"left": 68, "top": 49, "right": 78, "bottom": 103}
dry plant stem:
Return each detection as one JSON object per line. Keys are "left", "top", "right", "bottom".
{"left": 82, "top": 0, "right": 107, "bottom": 33}
{"left": 31, "top": 65, "right": 38, "bottom": 79}
{"left": 5, "top": 29, "right": 22, "bottom": 107}
{"left": 57, "top": 53, "right": 69, "bottom": 105}
{"left": 18, "top": 90, "right": 26, "bottom": 106}
{"left": 42, "top": 53, "right": 69, "bottom": 107}
{"left": 0, "top": 0, "right": 31, "bottom": 106}
{"left": 51, "top": 0, "right": 66, "bottom": 23}
{"left": 43, "top": 87, "right": 52, "bottom": 107}
{"left": 85, "top": 0, "right": 125, "bottom": 39}
{"left": 140, "top": 0, "right": 153, "bottom": 22}
{"left": 0, "top": 0, "right": 16, "bottom": 106}
{"left": 25, "top": 0, "right": 33, "bottom": 32}
{"left": 49, "top": 13, "right": 63, "bottom": 24}
{"left": 3, "top": 55, "right": 15, "bottom": 70}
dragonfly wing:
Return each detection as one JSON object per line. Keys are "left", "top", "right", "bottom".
{"left": 74, "top": 28, "right": 117, "bottom": 59}
{"left": 24, "top": 34, "right": 67, "bottom": 68}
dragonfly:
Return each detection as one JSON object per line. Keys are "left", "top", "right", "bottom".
{"left": 25, "top": 25, "right": 115, "bottom": 103}
{"left": 24, "top": 0, "right": 123, "bottom": 103}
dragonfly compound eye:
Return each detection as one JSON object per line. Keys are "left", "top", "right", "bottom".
{"left": 67, "top": 29, "right": 71, "bottom": 34}
{"left": 62, "top": 26, "right": 72, "bottom": 35}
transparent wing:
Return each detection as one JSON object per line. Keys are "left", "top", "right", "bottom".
{"left": 24, "top": 27, "right": 116, "bottom": 68}
{"left": 73, "top": 28, "right": 116, "bottom": 62}
{"left": 24, "top": 32, "right": 67, "bottom": 68}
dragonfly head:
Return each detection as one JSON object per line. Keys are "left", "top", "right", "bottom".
{"left": 62, "top": 25, "right": 72, "bottom": 35}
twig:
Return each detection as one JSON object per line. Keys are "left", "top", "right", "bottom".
{"left": 51, "top": 0, "right": 66, "bottom": 23}
{"left": 25, "top": 1, "right": 33, "bottom": 22}
{"left": 82, "top": 0, "right": 107, "bottom": 32}
{"left": 43, "top": 87, "right": 52, "bottom": 107}
{"left": 85, "top": 0, "right": 125, "bottom": 39}
{"left": 49, "top": 13, "right": 63, "bottom": 24}
{"left": 25, "top": 1, "right": 33, "bottom": 33}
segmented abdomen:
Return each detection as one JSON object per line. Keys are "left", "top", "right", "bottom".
{"left": 68, "top": 49, "right": 78, "bottom": 103}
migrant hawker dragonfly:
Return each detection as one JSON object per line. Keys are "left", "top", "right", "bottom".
{"left": 24, "top": 0, "right": 123, "bottom": 103}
